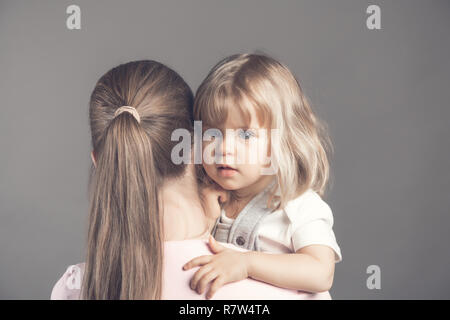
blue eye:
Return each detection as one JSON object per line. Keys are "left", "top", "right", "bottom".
{"left": 203, "top": 128, "right": 222, "bottom": 139}
{"left": 237, "top": 129, "right": 256, "bottom": 140}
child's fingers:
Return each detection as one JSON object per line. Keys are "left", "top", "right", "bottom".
{"left": 197, "top": 270, "right": 219, "bottom": 294}
{"left": 190, "top": 265, "right": 212, "bottom": 291}
{"left": 183, "top": 255, "right": 212, "bottom": 270}
{"left": 206, "top": 276, "right": 225, "bottom": 300}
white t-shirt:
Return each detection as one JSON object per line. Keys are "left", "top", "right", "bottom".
{"left": 219, "top": 188, "right": 342, "bottom": 263}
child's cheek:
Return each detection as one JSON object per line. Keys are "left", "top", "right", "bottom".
{"left": 237, "top": 163, "right": 265, "bottom": 185}
{"left": 203, "top": 162, "right": 218, "bottom": 181}
{"left": 246, "top": 138, "right": 270, "bottom": 167}
{"left": 202, "top": 140, "right": 222, "bottom": 165}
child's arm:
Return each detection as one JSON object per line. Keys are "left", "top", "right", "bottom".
{"left": 245, "top": 244, "right": 335, "bottom": 293}
{"left": 183, "top": 236, "right": 335, "bottom": 299}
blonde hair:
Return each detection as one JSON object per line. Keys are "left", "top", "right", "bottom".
{"left": 194, "top": 53, "right": 332, "bottom": 210}
{"left": 83, "top": 60, "right": 193, "bottom": 299}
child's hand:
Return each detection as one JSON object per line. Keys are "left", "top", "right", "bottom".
{"left": 182, "top": 235, "right": 249, "bottom": 299}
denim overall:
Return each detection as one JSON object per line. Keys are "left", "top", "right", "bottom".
{"left": 211, "top": 180, "right": 277, "bottom": 251}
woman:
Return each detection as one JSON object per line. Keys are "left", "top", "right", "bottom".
{"left": 51, "top": 60, "right": 331, "bottom": 300}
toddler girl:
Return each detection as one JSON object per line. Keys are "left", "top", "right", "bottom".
{"left": 183, "top": 54, "right": 342, "bottom": 299}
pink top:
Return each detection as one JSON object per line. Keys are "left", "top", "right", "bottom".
{"left": 51, "top": 239, "right": 331, "bottom": 300}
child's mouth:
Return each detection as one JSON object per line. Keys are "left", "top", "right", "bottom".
{"left": 217, "top": 165, "right": 238, "bottom": 177}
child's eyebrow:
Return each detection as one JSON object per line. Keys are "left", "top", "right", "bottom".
{"left": 202, "top": 125, "right": 219, "bottom": 131}
{"left": 202, "top": 124, "right": 260, "bottom": 131}
{"left": 223, "top": 126, "right": 251, "bottom": 131}
{"left": 236, "top": 126, "right": 261, "bottom": 131}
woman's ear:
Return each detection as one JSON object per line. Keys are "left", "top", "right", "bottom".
{"left": 90, "top": 150, "right": 97, "bottom": 167}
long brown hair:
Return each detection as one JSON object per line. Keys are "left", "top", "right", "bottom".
{"left": 82, "top": 60, "right": 193, "bottom": 299}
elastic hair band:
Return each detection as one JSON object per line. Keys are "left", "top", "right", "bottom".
{"left": 114, "top": 106, "right": 141, "bottom": 123}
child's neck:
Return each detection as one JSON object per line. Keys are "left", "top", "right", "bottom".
{"left": 225, "top": 175, "right": 275, "bottom": 219}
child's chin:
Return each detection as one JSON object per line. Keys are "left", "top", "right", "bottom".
{"left": 216, "top": 180, "right": 239, "bottom": 191}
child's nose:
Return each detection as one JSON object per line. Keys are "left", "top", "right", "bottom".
{"left": 219, "top": 133, "right": 236, "bottom": 157}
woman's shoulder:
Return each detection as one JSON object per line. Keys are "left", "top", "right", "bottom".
{"left": 50, "top": 262, "right": 85, "bottom": 300}
{"left": 282, "top": 189, "right": 334, "bottom": 228}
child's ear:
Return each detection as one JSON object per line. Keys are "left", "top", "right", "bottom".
{"left": 90, "top": 150, "right": 97, "bottom": 167}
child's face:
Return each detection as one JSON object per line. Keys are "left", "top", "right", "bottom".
{"left": 201, "top": 105, "right": 274, "bottom": 192}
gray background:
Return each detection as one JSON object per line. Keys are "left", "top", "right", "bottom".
{"left": 1, "top": 0, "right": 449, "bottom": 299}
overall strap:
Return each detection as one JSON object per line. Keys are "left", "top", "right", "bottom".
{"left": 227, "top": 194, "right": 272, "bottom": 251}
{"left": 212, "top": 180, "right": 277, "bottom": 251}
{"left": 211, "top": 214, "right": 230, "bottom": 244}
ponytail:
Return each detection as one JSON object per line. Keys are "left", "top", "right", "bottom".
{"left": 82, "top": 112, "right": 163, "bottom": 299}
{"left": 84, "top": 60, "right": 193, "bottom": 299}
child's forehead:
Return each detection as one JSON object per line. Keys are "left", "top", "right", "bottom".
{"left": 209, "top": 103, "right": 263, "bottom": 130}
{"left": 227, "top": 105, "right": 261, "bottom": 128}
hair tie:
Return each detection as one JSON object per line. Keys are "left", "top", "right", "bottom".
{"left": 114, "top": 106, "right": 141, "bottom": 123}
